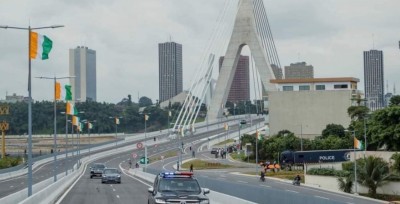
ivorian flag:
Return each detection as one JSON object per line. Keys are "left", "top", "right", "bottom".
{"left": 55, "top": 82, "right": 61, "bottom": 100}
{"left": 66, "top": 101, "right": 78, "bottom": 115}
{"left": 354, "top": 137, "right": 363, "bottom": 150}
{"left": 72, "top": 116, "right": 79, "bottom": 126}
{"left": 30, "top": 31, "right": 53, "bottom": 60}
{"left": 65, "top": 85, "right": 72, "bottom": 101}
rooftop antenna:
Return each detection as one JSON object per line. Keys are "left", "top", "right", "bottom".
{"left": 372, "top": 34, "right": 375, "bottom": 49}
{"left": 386, "top": 80, "right": 389, "bottom": 94}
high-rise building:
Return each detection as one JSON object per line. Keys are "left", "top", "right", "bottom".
{"left": 159, "top": 42, "right": 183, "bottom": 102}
{"left": 364, "top": 50, "right": 384, "bottom": 111}
{"left": 271, "top": 64, "right": 283, "bottom": 79}
{"left": 219, "top": 55, "right": 250, "bottom": 103}
{"left": 284, "top": 62, "right": 314, "bottom": 79}
{"left": 69, "top": 46, "right": 97, "bottom": 102}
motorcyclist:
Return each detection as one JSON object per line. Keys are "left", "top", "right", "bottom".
{"left": 293, "top": 175, "right": 301, "bottom": 185}
{"left": 260, "top": 171, "right": 265, "bottom": 181}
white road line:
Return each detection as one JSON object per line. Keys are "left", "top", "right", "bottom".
{"left": 217, "top": 177, "right": 226, "bottom": 180}
{"left": 285, "top": 190, "right": 299, "bottom": 194}
{"left": 314, "top": 195, "right": 330, "bottom": 200}
{"left": 10, "top": 185, "right": 14, "bottom": 188}
{"left": 113, "top": 189, "right": 116, "bottom": 192}
{"left": 116, "top": 195, "right": 120, "bottom": 199}
{"left": 119, "top": 164, "right": 151, "bottom": 187}
{"left": 346, "top": 202, "right": 354, "bottom": 204}
{"left": 55, "top": 164, "right": 89, "bottom": 204}
{"left": 237, "top": 180, "right": 248, "bottom": 184}
{"left": 260, "top": 184, "right": 271, "bottom": 188}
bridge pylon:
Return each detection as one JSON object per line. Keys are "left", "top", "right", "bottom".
{"left": 208, "top": 0, "right": 277, "bottom": 120}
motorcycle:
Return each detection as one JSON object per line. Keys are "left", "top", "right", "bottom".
{"left": 292, "top": 179, "right": 300, "bottom": 186}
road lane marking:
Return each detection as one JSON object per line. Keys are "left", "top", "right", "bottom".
{"left": 10, "top": 185, "right": 14, "bottom": 188}
{"left": 116, "top": 195, "right": 120, "bottom": 199}
{"left": 55, "top": 163, "right": 89, "bottom": 204}
{"left": 285, "top": 190, "right": 299, "bottom": 194}
{"left": 237, "top": 180, "right": 248, "bottom": 184}
{"left": 260, "top": 184, "right": 271, "bottom": 188}
{"left": 314, "top": 196, "right": 329, "bottom": 200}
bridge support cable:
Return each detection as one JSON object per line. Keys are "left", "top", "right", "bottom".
{"left": 258, "top": 1, "right": 281, "bottom": 69}
{"left": 188, "top": 55, "right": 215, "bottom": 128}
{"left": 253, "top": 0, "right": 282, "bottom": 72}
{"left": 184, "top": 1, "right": 239, "bottom": 129}
{"left": 253, "top": 0, "right": 275, "bottom": 67}
{"left": 173, "top": 0, "right": 236, "bottom": 134}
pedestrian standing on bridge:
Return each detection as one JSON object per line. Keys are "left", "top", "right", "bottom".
{"left": 192, "top": 150, "right": 195, "bottom": 158}
{"left": 190, "top": 164, "right": 193, "bottom": 172}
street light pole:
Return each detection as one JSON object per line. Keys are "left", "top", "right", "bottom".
{"left": 300, "top": 124, "right": 303, "bottom": 151}
{"left": 353, "top": 130, "right": 358, "bottom": 194}
{"left": 0, "top": 24, "right": 64, "bottom": 197}
{"left": 36, "top": 76, "right": 74, "bottom": 182}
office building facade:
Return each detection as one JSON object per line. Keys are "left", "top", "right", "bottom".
{"left": 284, "top": 62, "right": 314, "bottom": 79}
{"left": 364, "top": 50, "right": 384, "bottom": 111}
{"left": 159, "top": 42, "right": 183, "bottom": 102}
{"left": 69, "top": 46, "right": 97, "bottom": 102}
{"left": 219, "top": 55, "right": 250, "bottom": 103}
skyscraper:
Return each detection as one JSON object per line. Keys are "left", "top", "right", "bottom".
{"left": 364, "top": 50, "right": 384, "bottom": 111}
{"left": 219, "top": 55, "right": 250, "bottom": 103}
{"left": 159, "top": 42, "right": 183, "bottom": 102}
{"left": 284, "top": 62, "right": 314, "bottom": 79}
{"left": 69, "top": 46, "right": 97, "bottom": 102}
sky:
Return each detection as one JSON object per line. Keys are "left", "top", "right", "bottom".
{"left": 0, "top": 0, "right": 399, "bottom": 104}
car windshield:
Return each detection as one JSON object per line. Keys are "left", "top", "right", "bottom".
{"left": 158, "top": 178, "right": 201, "bottom": 193}
{"left": 103, "top": 169, "right": 118, "bottom": 174}
{"left": 93, "top": 164, "right": 105, "bottom": 169}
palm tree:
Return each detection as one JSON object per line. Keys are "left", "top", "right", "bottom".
{"left": 357, "top": 156, "right": 390, "bottom": 198}
{"left": 337, "top": 174, "right": 353, "bottom": 193}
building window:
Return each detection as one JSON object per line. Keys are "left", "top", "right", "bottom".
{"left": 282, "top": 86, "right": 293, "bottom": 91}
{"left": 334, "top": 84, "right": 348, "bottom": 89}
{"left": 299, "top": 85, "right": 310, "bottom": 91}
{"left": 316, "top": 85, "right": 325, "bottom": 90}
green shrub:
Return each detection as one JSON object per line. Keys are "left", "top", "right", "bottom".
{"left": 0, "top": 157, "right": 23, "bottom": 169}
{"left": 342, "top": 162, "right": 354, "bottom": 172}
{"left": 307, "top": 168, "right": 350, "bottom": 177}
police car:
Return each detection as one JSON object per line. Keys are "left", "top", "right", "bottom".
{"left": 148, "top": 172, "right": 210, "bottom": 204}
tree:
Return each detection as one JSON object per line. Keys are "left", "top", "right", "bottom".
{"left": 368, "top": 106, "right": 400, "bottom": 150}
{"left": 321, "top": 124, "right": 345, "bottom": 138}
{"left": 357, "top": 156, "right": 390, "bottom": 198}
{"left": 337, "top": 174, "right": 353, "bottom": 193}
{"left": 390, "top": 153, "right": 400, "bottom": 173}
{"left": 139, "top": 96, "right": 153, "bottom": 107}
{"left": 347, "top": 106, "right": 369, "bottom": 120}
{"left": 390, "top": 95, "right": 400, "bottom": 106}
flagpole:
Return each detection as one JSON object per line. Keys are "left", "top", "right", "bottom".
{"left": 1, "top": 24, "right": 64, "bottom": 197}
{"left": 353, "top": 130, "right": 358, "bottom": 194}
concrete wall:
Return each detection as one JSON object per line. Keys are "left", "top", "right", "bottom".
{"left": 269, "top": 90, "right": 353, "bottom": 138}
{"left": 306, "top": 175, "right": 400, "bottom": 195}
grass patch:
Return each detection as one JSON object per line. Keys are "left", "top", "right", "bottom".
{"left": 0, "top": 157, "right": 23, "bottom": 169}
{"left": 150, "top": 150, "right": 177, "bottom": 162}
{"left": 214, "top": 139, "right": 235, "bottom": 146}
{"left": 182, "top": 159, "right": 233, "bottom": 170}
{"left": 230, "top": 152, "right": 255, "bottom": 163}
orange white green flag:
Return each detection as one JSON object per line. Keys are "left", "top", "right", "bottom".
{"left": 66, "top": 102, "right": 78, "bottom": 115}
{"left": 354, "top": 137, "right": 363, "bottom": 150}
{"left": 30, "top": 31, "right": 53, "bottom": 60}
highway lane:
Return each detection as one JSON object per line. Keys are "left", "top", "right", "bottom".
{"left": 56, "top": 120, "right": 255, "bottom": 203}
{"left": 145, "top": 143, "right": 382, "bottom": 204}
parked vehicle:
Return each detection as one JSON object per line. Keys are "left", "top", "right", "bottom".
{"left": 210, "top": 148, "right": 218, "bottom": 154}
{"left": 280, "top": 149, "right": 353, "bottom": 169}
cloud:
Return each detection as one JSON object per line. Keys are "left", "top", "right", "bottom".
{"left": 1, "top": 0, "right": 399, "bottom": 104}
